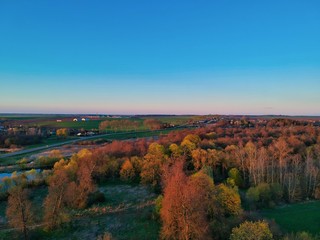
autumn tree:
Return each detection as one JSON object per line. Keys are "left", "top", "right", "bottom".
{"left": 120, "top": 159, "right": 135, "bottom": 182}
{"left": 66, "top": 152, "right": 96, "bottom": 209}
{"left": 56, "top": 128, "right": 69, "bottom": 138}
{"left": 190, "top": 170, "right": 215, "bottom": 216}
{"left": 230, "top": 221, "right": 273, "bottom": 240}
{"left": 43, "top": 168, "right": 71, "bottom": 229}
{"left": 181, "top": 134, "right": 201, "bottom": 155}
{"left": 140, "top": 143, "right": 167, "bottom": 189}
{"left": 270, "top": 138, "right": 292, "bottom": 186}
{"left": 191, "top": 148, "right": 208, "bottom": 170}
{"left": 43, "top": 157, "right": 78, "bottom": 229}
{"left": 215, "top": 183, "right": 242, "bottom": 217}
{"left": 160, "top": 161, "right": 210, "bottom": 240}
{"left": 6, "top": 186, "right": 33, "bottom": 240}
{"left": 169, "top": 143, "right": 183, "bottom": 159}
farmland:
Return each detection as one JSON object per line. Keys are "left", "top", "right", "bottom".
{"left": 2, "top": 115, "right": 193, "bottom": 131}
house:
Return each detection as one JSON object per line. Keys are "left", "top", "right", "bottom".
{"left": 81, "top": 118, "right": 89, "bottom": 121}
{"left": 73, "top": 118, "right": 79, "bottom": 122}
{"left": 56, "top": 119, "right": 62, "bottom": 122}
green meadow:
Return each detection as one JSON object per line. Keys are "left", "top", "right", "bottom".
{"left": 261, "top": 201, "right": 320, "bottom": 234}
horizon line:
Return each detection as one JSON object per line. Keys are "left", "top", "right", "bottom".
{"left": 1, "top": 112, "right": 320, "bottom": 117}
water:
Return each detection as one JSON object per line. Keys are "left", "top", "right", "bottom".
{"left": 0, "top": 172, "right": 12, "bottom": 180}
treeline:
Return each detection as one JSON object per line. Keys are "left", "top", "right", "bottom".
{"left": 0, "top": 135, "right": 43, "bottom": 148}
{"left": 98, "top": 118, "right": 166, "bottom": 133}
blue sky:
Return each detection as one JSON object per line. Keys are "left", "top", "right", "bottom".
{"left": 0, "top": 1, "right": 319, "bottom": 115}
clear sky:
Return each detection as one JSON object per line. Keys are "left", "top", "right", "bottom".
{"left": 0, "top": 1, "right": 319, "bottom": 115}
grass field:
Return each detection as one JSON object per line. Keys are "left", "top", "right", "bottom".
{"left": 261, "top": 201, "right": 320, "bottom": 234}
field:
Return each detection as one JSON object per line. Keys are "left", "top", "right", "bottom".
{"left": 261, "top": 201, "right": 320, "bottom": 234}
{"left": 31, "top": 116, "right": 192, "bottom": 130}
{"left": 0, "top": 114, "right": 193, "bottom": 130}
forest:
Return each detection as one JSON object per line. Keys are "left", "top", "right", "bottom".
{"left": 1, "top": 118, "right": 320, "bottom": 239}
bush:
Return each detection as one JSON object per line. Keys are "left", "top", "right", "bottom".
{"left": 230, "top": 220, "right": 273, "bottom": 240}
{"left": 246, "top": 183, "right": 283, "bottom": 209}
{"left": 153, "top": 195, "right": 163, "bottom": 220}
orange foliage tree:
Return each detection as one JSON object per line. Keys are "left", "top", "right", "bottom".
{"left": 160, "top": 161, "right": 210, "bottom": 240}
{"left": 120, "top": 159, "right": 136, "bottom": 182}
{"left": 43, "top": 167, "right": 71, "bottom": 229}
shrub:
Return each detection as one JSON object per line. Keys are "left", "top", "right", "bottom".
{"left": 230, "top": 220, "right": 273, "bottom": 240}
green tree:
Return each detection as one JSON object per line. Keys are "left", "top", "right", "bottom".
{"left": 227, "top": 168, "right": 243, "bottom": 188}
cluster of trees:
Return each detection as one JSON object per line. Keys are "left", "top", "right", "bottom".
{"left": 0, "top": 135, "right": 43, "bottom": 148}
{"left": 159, "top": 160, "right": 244, "bottom": 239}
{"left": 44, "top": 149, "right": 98, "bottom": 229}
{"left": 76, "top": 121, "right": 320, "bottom": 205}
{"left": 98, "top": 118, "right": 165, "bottom": 133}
{"left": 3, "top": 149, "right": 98, "bottom": 238}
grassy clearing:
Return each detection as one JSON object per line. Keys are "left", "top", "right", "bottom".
{"left": 34, "top": 206, "right": 159, "bottom": 240}
{"left": 0, "top": 182, "right": 159, "bottom": 240}
{"left": 261, "top": 201, "right": 320, "bottom": 234}
{"left": 99, "top": 183, "right": 156, "bottom": 206}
